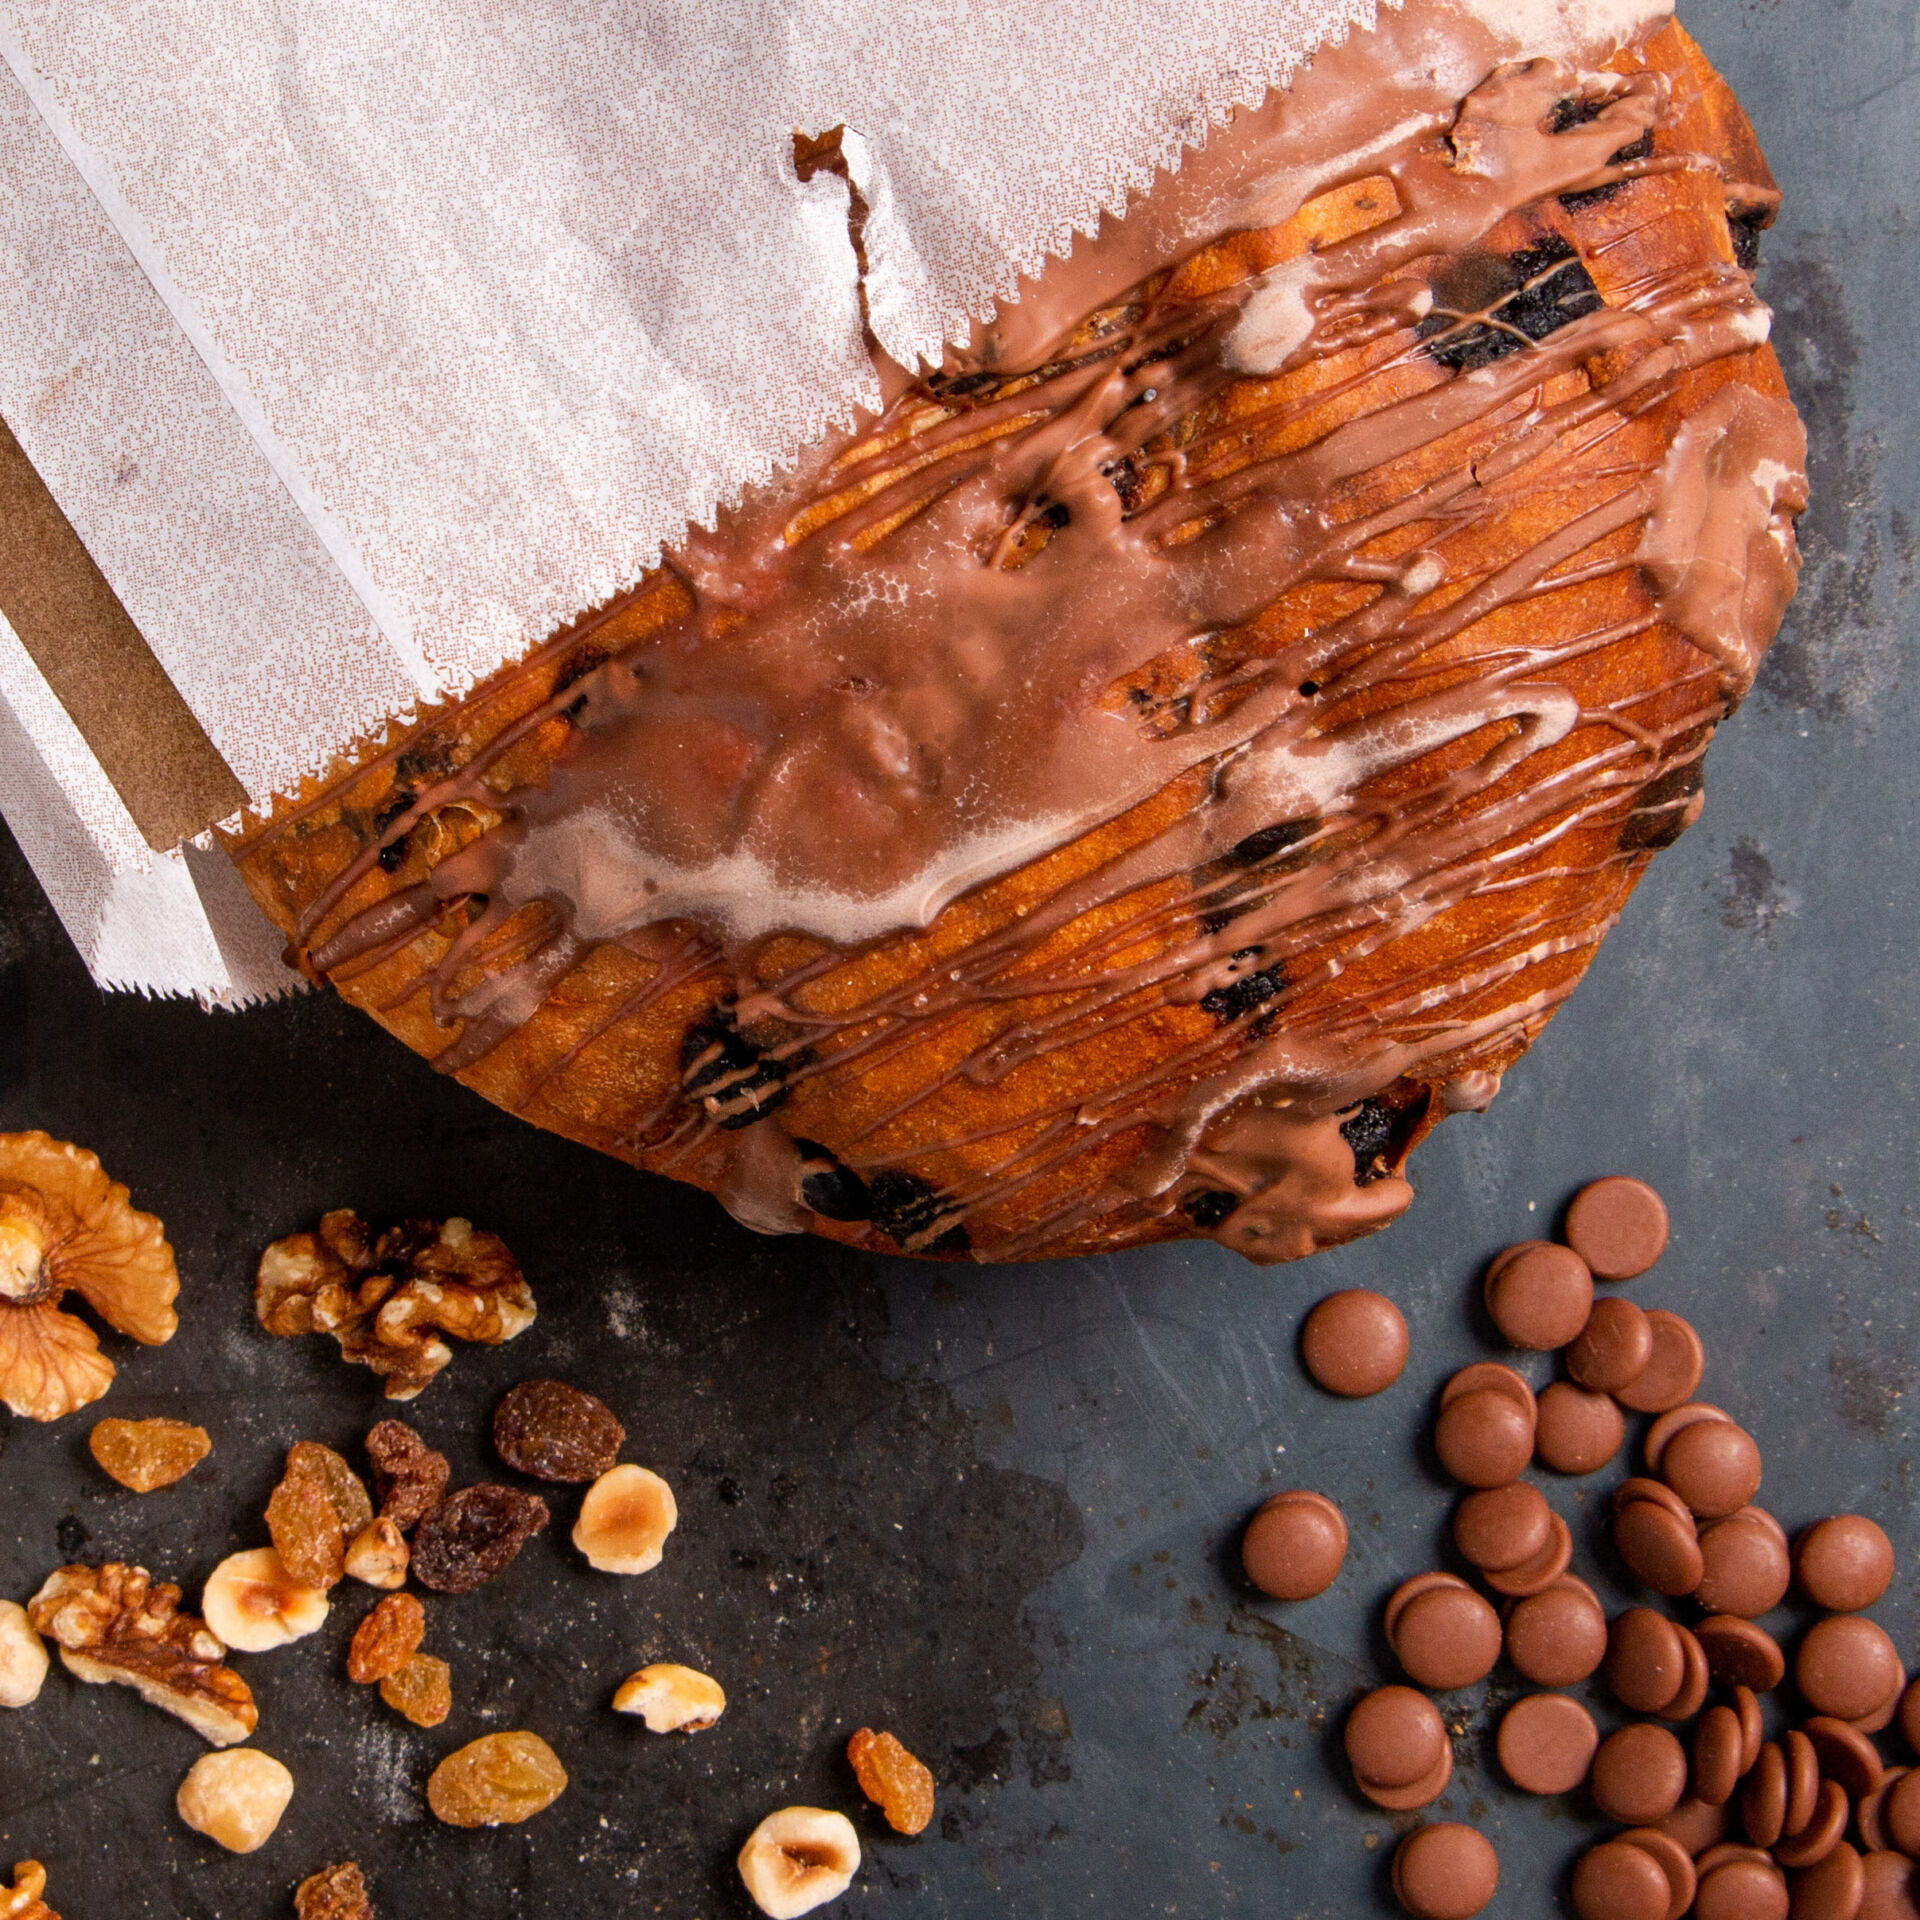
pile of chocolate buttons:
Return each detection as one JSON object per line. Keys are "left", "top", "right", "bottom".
{"left": 1242, "top": 1175, "right": 1920, "bottom": 1920}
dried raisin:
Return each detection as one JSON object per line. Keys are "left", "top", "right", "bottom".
{"left": 378, "top": 1651, "right": 451, "bottom": 1727}
{"left": 848, "top": 1727, "right": 935, "bottom": 1834}
{"left": 294, "top": 1861, "right": 373, "bottom": 1920}
{"left": 492, "top": 1379, "right": 624, "bottom": 1482}
{"left": 410, "top": 1484, "right": 548, "bottom": 1593}
{"left": 88, "top": 1418, "right": 210, "bottom": 1492}
{"left": 288, "top": 1441, "right": 374, "bottom": 1536}
{"left": 347, "top": 1593, "right": 425, "bottom": 1684}
{"left": 427, "top": 1730, "right": 566, "bottom": 1826}
{"left": 266, "top": 1473, "right": 345, "bottom": 1591}
{"left": 364, "top": 1419, "right": 449, "bottom": 1532}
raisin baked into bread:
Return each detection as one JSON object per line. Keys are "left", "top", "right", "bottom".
{"left": 228, "top": 6, "right": 1805, "bottom": 1265}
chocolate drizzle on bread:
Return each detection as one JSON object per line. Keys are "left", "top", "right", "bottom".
{"left": 233, "top": 12, "right": 1806, "bottom": 1264}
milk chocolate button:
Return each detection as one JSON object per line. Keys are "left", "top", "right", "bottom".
{"left": 1791, "top": 1841, "right": 1866, "bottom": 1920}
{"left": 1696, "top": 1858, "right": 1790, "bottom": 1920}
{"left": 1393, "top": 1583, "right": 1503, "bottom": 1691}
{"left": 1860, "top": 1850, "right": 1920, "bottom": 1920}
{"left": 1615, "top": 1492, "right": 1705, "bottom": 1596}
{"left": 1797, "top": 1616, "right": 1904, "bottom": 1723}
{"left": 1301, "top": 1289, "right": 1409, "bottom": 1397}
{"left": 1360, "top": 1745, "right": 1454, "bottom": 1812}
{"left": 1734, "top": 1685, "right": 1765, "bottom": 1771}
{"left": 1241, "top": 1490, "right": 1347, "bottom": 1600}
{"left": 1693, "top": 1704, "right": 1746, "bottom": 1807}
{"left": 1567, "top": 1296, "right": 1654, "bottom": 1393}
{"left": 1346, "top": 1686, "right": 1448, "bottom": 1790}
{"left": 1606, "top": 1608, "right": 1688, "bottom": 1714}
{"left": 1440, "top": 1363, "right": 1537, "bottom": 1415}
{"left": 1453, "top": 1483, "right": 1551, "bottom": 1571}
{"left": 1392, "top": 1824, "right": 1499, "bottom": 1920}
{"left": 1796, "top": 1516, "right": 1896, "bottom": 1613}
{"left": 1901, "top": 1678, "right": 1920, "bottom": 1756}
{"left": 1658, "top": 1796, "right": 1733, "bottom": 1860}
{"left": 1803, "top": 1716, "right": 1886, "bottom": 1801}
{"left": 1776, "top": 1778, "right": 1850, "bottom": 1871}
{"left": 1860, "top": 1770, "right": 1907, "bottom": 1854}
{"left": 1645, "top": 1401, "right": 1733, "bottom": 1472}
{"left": 1661, "top": 1419, "right": 1763, "bottom": 1519}
{"left": 1485, "top": 1512, "right": 1573, "bottom": 1599}
{"left": 1565, "top": 1175, "right": 1670, "bottom": 1279}
{"left": 1657, "top": 1622, "right": 1711, "bottom": 1723}
{"left": 1535, "top": 1382, "right": 1626, "bottom": 1475}
{"left": 1434, "top": 1388, "right": 1534, "bottom": 1488}
{"left": 1484, "top": 1242, "right": 1593, "bottom": 1350}
{"left": 1878, "top": 1768, "right": 1920, "bottom": 1857}
{"left": 1697, "top": 1615, "right": 1786, "bottom": 1692}
{"left": 1696, "top": 1512, "right": 1792, "bottom": 1618}
{"left": 1573, "top": 1840, "right": 1675, "bottom": 1920}
{"left": 1496, "top": 1692, "right": 1597, "bottom": 1795}
{"left": 1593, "top": 1722, "right": 1688, "bottom": 1824}
{"left": 1385, "top": 1572, "right": 1473, "bottom": 1641}
{"left": 1505, "top": 1577, "right": 1608, "bottom": 1685}
{"left": 1620, "top": 1828, "right": 1698, "bottom": 1920}
{"left": 1615, "top": 1309, "right": 1706, "bottom": 1414}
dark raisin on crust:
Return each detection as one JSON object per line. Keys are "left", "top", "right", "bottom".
{"left": 1419, "top": 241, "right": 1605, "bottom": 372}
{"left": 1181, "top": 1189, "right": 1241, "bottom": 1230}
{"left": 1201, "top": 954, "right": 1289, "bottom": 1024}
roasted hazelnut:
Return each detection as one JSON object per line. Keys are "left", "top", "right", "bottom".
{"left": 174, "top": 1748, "right": 294, "bottom": 1853}
{"left": 737, "top": 1807, "right": 861, "bottom": 1918}
{"left": 0, "top": 1601, "right": 48, "bottom": 1709}
{"left": 343, "top": 1518, "right": 410, "bottom": 1589}
{"left": 613, "top": 1662, "right": 726, "bottom": 1732}
{"left": 573, "top": 1465, "right": 677, "bottom": 1574}
{"left": 0, "top": 1132, "right": 179, "bottom": 1421}
{"left": 200, "top": 1549, "right": 329, "bottom": 1653}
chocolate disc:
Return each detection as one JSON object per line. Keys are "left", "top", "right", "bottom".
{"left": 1433, "top": 1388, "right": 1534, "bottom": 1489}
{"left": 1734, "top": 1686, "right": 1765, "bottom": 1770}
{"left": 1345, "top": 1685, "right": 1447, "bottom": 1790}
{"left": 1566, "top": 1296, "right": 1654, "bottom": 1394}
{"left": 1901, "top": 1678, "right": 1920, "bottom": 1756}
{"left": 1614, "top": 1476, "right": 1695, "bottom": 1524}
{"left": 1439, "top": 1363, "right": 1537, "bottom": 1415}
{"left": 1360, "top": 1744, "right": 1455, "bottom": 1812}
{"left": 1774, "top": 1778, "right": 1849, "bottom": 1871}
{"left": 1615, "top": 1309, "right": 1706, "bottom": 1414}
{"left": 1743, "top": 1743, "right": 1789, "bottom": 1848}
{"left": 1619, "top": 1827, "right": 1698, "bottom": 1920}
{"left": 1657, "top": 1796, "right": 1733, "bottom": 1860}
{"left": 1606, "top": 1607, "right": 1688, "bottom": 1714}
{"left": 1484, "top": 1512, "right": 1573, "bottom": 1599}
{"left": 1694, "top": 1858, "right": 1788, "bottom": 1920}
{"left": 1692, "top": 1705, "right": 1745, "bottom": 1807}
{"left": 1534, "top": 1382, "right": 1626, "bottom": 1476}
{"left": 1695, "top": 1512, "right": 1791, "bottom": 1617}
{"left": 1784, "top": 1729, "right": 1822, "bottom": 1839}
{"left": 1795, "top": 1515, "right": 1896, "bottom": 1613}
{"left": 1655, "top": 1623, "right": 1710, "bottom": 1723}
{"left": 1505, "top": 1578, "right": 1608, "bottom": 1686}
{"left": 1879, "top": 1769, "right": 1920, "bottom": 1858}
{"left": 1797, "top": 1616, "right": 1904, "bottom": 1723}
{"left": 1644, "top": 1400, "right": 1732, "bottom": 1473}
{"left": 1496, "top": 1692, "right": 1597, "bottom": 1796}
{"left": 1861, "top": 1776, "right": 1909, "bottom": 1857}
{"left": 1695, "top": 1614, "right": 1786, "bottom": 1692}
{"left": 1384, "top": 1571, "right": 1472, "bottom": 1642}
{"left": 1615, "top": 1494, "right": 1705, "bottom": 1597}
{"left": 1592, "top": 1723, "right": 1688, "bottom": 1824}
{"left": 1452, "top": 1482, "right": 1551, "bottom": 1572}
{"left": 1791, "top": 1842, "right": 1866, "bottom": 1920}
{"left": 1301, "top": 1289, "right": 1409, "bottom": 1397}
{"left": 1660, "top": 1419, "right": 1763, "bottom": 1519}
{"left": 1571, "top": 1840, "right": 1674, "bottom": 1920}
{"left": 1391, "top": 1824, "right": 1499, "bottom": 1920}
{"left": 1860, "top": 1850, "right": 1920, "bottom": 1920}
{"left": 1483, "top": 1242, "right": 1593, "bottom": 1351}
{"left": 1241, "top": 1490, "right": 1347, "bottom": 1600}
{"left": 1392, "top": 1584, "right": 1502, "bottom": 1691}
{"left": 1804, "top": 1716, "right": 1884, "bottom": 1800}
{"left": 1565, "top": 1175, "right": 1670, "bottom": 1279}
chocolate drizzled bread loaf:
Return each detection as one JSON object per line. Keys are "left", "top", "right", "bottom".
{"left": 228, "top": 7, "right": 1805, "bottom": 1265}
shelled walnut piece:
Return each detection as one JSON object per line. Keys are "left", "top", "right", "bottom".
{"left": 0, "top": 1861, "right": 58, "bottom": 1920}
{"left": 255, "top": 1211, "right": 534, "bottom": 1399}
{"left": 26, "top": 1562, "right": 256, "bottom": 1745}
{"left": 294, "top": 1862, "right": 374, "bottom": 1920}
{"left": 0, "top": 1132, "right": 179, "bottom": 1421}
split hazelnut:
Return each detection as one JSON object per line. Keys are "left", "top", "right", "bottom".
{"left": 612, "top": 1663, "right": 725, "bottom": 1732}
{"left": 175, "top": 1748, "right": 294, "bottom": 1853}
{"left": 573, "top": 1464, "right": 677, "bottom": 1574}
{"left": 0, "top": 1602, "right": 48, "bottom": 1709}
{"left": 737, "top": 1807, "right": 861, "bottom": 1918}
{"left": 201, "top": 1549, "right": 330, "bottom": 1653}
{"left": 343, "top": 1518, "right": 410, "bottom": 1589}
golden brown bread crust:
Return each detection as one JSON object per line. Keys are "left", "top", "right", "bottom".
{"left": 225, "top": 22, "right": 1801, "bottom": 1263}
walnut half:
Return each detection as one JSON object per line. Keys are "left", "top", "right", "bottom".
{"left": 1, "top": 1860, "right": 58, "bottom": 1920}
{"left": 0, "top": 1132, "right": 179, "bottom": 1422}
{"left": 256, "top": 1212, "right": 534, "bottom": 1399}
{"left": 27, "top": 1563, "right": 257, "bottom": 1747}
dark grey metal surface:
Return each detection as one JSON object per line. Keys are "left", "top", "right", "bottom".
{"left": 1, "top": 2, "right": 1916, "bottom": 1911}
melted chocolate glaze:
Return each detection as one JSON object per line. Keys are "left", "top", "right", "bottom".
{"left": 279, "top": 9, "right": 1805, "bottom": 1264}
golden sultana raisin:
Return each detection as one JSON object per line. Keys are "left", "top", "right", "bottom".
{"left": 288, "top": 1441, "right": 374, "bottom": 1537}
{"left": 492, "top": 1379, "right": 624, "bottom": 1483}
{"left": 378, "top": 1651, "right": 451, "bottom": 1728}
{"left": 347, "top": 1593, "right": 425, "bottom": 1684}
{"left": 365, "top": 1420, "right": 450, "bottom": 1532}
{"left": 266, "top": 1472, "right": 345, "bottom": 1591}
{"left": 848, "top": 1727, "right": 935, "bottom": 1835}
{"left": 426, "top": 1730, "right": 566, "bottom": 1826}
{"left": 294, "top": 1860, "right": 373, "bottom": 1920}
{"left": 88, "top": 1417, "right": 211, "bottom": 1493}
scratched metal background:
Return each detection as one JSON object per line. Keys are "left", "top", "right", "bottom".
{"left": 1, "top": 2, "right": 1916, "bottom": 1912}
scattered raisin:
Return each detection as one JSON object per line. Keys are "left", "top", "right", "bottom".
{"left": 492, "top": 1380, "right": 624, "bottom": 1483}
{"left": 427, "top": 1730, "right": 566, "bottom": 1826}
{"left": 364, "top": 1420, "right": 449, "bottom": 1533}
{"left": 88, "top": 1417, "right": 211, "bottom": 1492}
{"left": 266, "top": 1473, "right": 345, "bottom": 1591}
{"left": 378, "top": 1651, "right": 451, "bottom": 1728}
{"left": 410, "top": 1485, "right": 549, "bottom": 1593}
{"left": 347, "top": 1593, "right": 425, "bottom": 1684}
{"left": 288, "top": 1441, "right": 374, "bottom": 1536}
{"left": 294, "top": 1861, "right": 374, "bottom": 1920}
{"left": 847, "top": 1727, "right": 936, "bottom": 1834}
